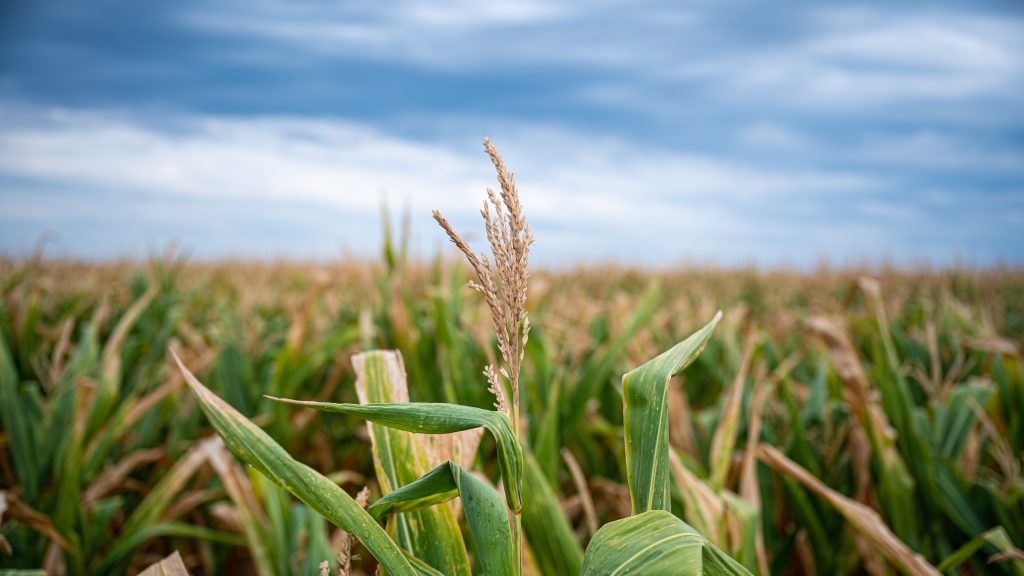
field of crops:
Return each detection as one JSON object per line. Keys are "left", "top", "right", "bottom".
{"left": 2, "top": 144, "right": 1024, "bottom": 576}
{"left": 2, "top": 241, "right": 1022, "bottom": 574}
{"left": 3, "top": 0, "right": 1021, "bottom": 570}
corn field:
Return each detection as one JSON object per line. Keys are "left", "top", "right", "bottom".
{"left": 1, "top": 150, "right": 1023, "bottom": 574}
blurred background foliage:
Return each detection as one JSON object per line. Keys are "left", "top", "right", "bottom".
{"left": 1, "top": 222, "right": 1023, "bottom": 574}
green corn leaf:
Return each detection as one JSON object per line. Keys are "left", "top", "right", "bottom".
{"left": 935, "top": 464, "right": 986, "bottom": 538}
{"left": 172, "top": 352, "right": 420, "bottom": 576}
{"left": 936, "top": 526, "right": 1024, "bottom": 576}
{"left": 0, "top": 325, "right": 39, "bottom": 503}
{"left": 521, "top": 450, "right": 584, "bottom": 576}
{"left": 720, "top": 492, "right": 760, "bottom": 573}
{"left": 370, "top": 461, "right": 514, "bottom": 576}
{"left": 403, "top": 551, "right": 448, "bottom": 576}
{"left": 368, "top": 463, "right": 458, "bottom": 517}
{"left": 531, "top": 353, "right": 562, "bottom": 485}
{"left": 622, "top": 312, "right": 722, "bottom": 514}
{"left": 96, "top": 523, "right": 243, "bottom": 575}
{"left": 806, "top": 315, "right": 922, "bottom": 549}
{"left": 580, "top": 510, "right": 751, "bottom": 576}
{"left": 862, "top": 283, "right": 938, "bottom": 542}
{"left": 86, "top": 284, "right": 158, "bottom": 439}
{"left": 265, "top": 396, "right": 524, "bottom": 513}
{"left": 708, "top": 333, "right": 756, "bottom": 491}
{"left": 353, "top": 351, "right": 472, "bottom": 576}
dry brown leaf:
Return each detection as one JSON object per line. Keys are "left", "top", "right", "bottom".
{"left": 74, "top": 376, "right": 97, "bottom": 438}
{"left": 0, "top": 490, "right": 72, "bottom": 552}
{"left": 758, "top": 444, "right": 939, "bottom": 576}
{"left": 849, "top": 425, "right": 887, "bottom": 576}
{"left": 198, "top": 437, "right": 267, "bottom": 525}
{"left": 162, "top": 488, "right": 222, "bottom": 523}
{"left": 137, "top": 551, "right": 192, "bottom": 576}
{"left": 155, "top": 442, "right": 218, "bottom": 523}
{"left": 561, "top": 448, "right": 598, "bottom": 539}
{"left": 966, "top": 336, "right": 1020, "bottom": 357}
{"left": 83, "top": 448, "right": 164, "bottom": 506}
{"left": 209, "top": 502, "right": 244, "bottom": 533}
{"left": 805, "top": 315, "right": 903, "bottom": 469}
{"left": 667, "top": 384, "right": 697, "bottom": 456}
{"left": 48, "top": 316, "right": 76, "bottom": 388}
{"left": 668, "top": 450, "right": 725, "bottom": 546}
{"left": 794, "top": 530, "right": 817, "bottom": 576}
{"left": 739, "top": 382, "right": 771, "bottom": 576}
{"left": 0, "top": 492, "right": 10, "bottom": 555}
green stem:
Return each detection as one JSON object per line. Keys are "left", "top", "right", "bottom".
{"left": 511, "top": 399, "right": 523, "bottom": 576}
{"left": 513, "top": 511, "right": 523, "bottom": 576}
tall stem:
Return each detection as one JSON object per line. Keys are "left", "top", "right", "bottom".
{"left": 510, "top": 314, "right": 523, "bottom": 576}
{"left": 511, "top": 404, "right": 520, "bottom": 445}
{"left": 513, "top": 509, "right": 523, "bottom": 576}
{"left": 511, "top": 362, "right": 522, "bottom": 575}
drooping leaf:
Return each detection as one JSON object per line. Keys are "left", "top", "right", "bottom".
{"left": 622, "top": 312, "right": 721, "bottom": 514}
{"left": 806, "top": 315, "right": 921, "bottom": 547}
{"left": 265, "top": 396, "right": 523, "bottom": 513}
{"left": 758, "top": 444, "right": 939, "bottom": 576}
{"left": 172, "top": 352, "right": 420, "bottom": 576}
{"left": 370, "top": 461, "right": 514, "bottom": 576}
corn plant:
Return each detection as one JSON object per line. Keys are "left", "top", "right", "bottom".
{"left": 171, "top": 140, "right": 751, "bottom": 575}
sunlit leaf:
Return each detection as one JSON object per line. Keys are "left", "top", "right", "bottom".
{"left": 622, "top": 312, "right": 721, "bottom": 514}
{"left": 172, "top": 352, "right": 421, "bottom": 576}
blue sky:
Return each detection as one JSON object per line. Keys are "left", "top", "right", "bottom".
{"left": 1, "top": 0, "right": 1022, "bottom": 266}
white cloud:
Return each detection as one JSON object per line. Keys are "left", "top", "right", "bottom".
{"left": 676, "top": 11, "right": 1024, "bottom": 108}
{"left": 0, "top": 106, "right": 485, "bottom": 212}
{"left": 183, "top": 0, "right": 579, "bottom": 69}
{"left": 0, "top": 103, "right": 904, "bottom": 265}
{"left": 182, "top": 1, "right": 1024, "bottom": 121}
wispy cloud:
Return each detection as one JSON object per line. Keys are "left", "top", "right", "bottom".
{"left": 2, "top": 102, "right": 1018, "bottom": 265}
{"left": 675, "top": 10, "right": 1024, "bottom": 110}
{"left": 182, "top": 0, "right": 578, "bottom": 69}
{"left": 187, "top": 2, "right": 1024, "bottom": 115}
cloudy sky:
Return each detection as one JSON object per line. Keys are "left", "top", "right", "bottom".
{"left": 1, "top": 0, "right": 1022, "bottom": 266}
